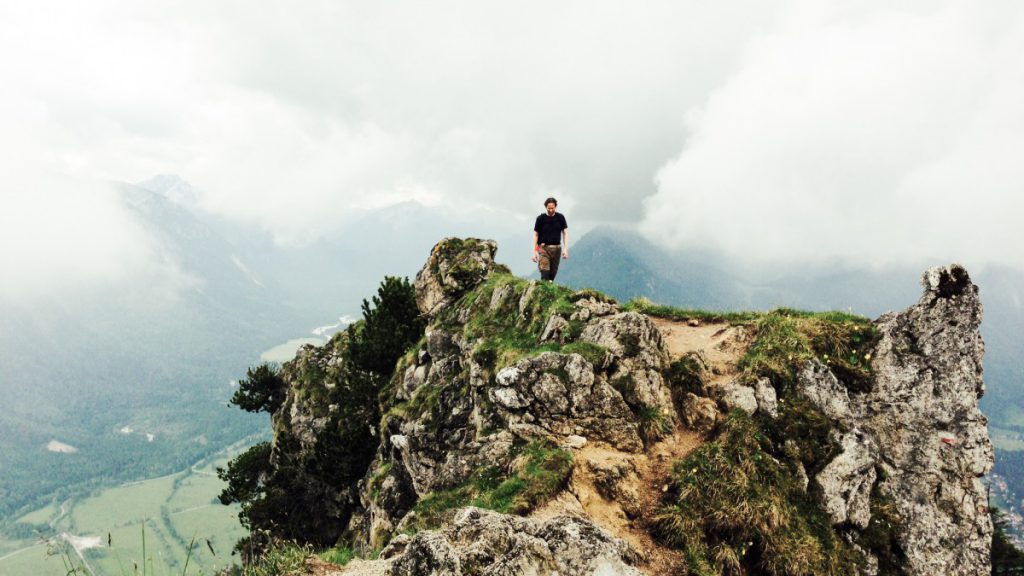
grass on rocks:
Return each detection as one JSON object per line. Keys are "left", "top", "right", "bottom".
{"left": 442, "top": 273, "right": 613, "bottom": 372}
{"left": 738, "top": 309, "right": 879, "bottom": 392}
{"left": 623, "top": 298, "right": 762, "bottom": 324}
{"left": 640, "top": 298, "right": 890, "bottom": 575}
{"left": 630, "top": 299, "right": 879, "bottom": 393}
{"left": 653, "top": 411, "right": 864, "bottom": 576}
{"left": 405, "top": 440, "right": 573, "bottom": 533}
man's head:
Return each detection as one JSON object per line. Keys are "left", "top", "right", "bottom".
{"left": 544, "top": 197, "right": 557, "bottom": 216}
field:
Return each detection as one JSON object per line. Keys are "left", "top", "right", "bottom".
{"left": 0, "top": 446, "right": 252, "bottom": 576}
{"left": 992, "top": 426, "right": 1024, "bottom": 452}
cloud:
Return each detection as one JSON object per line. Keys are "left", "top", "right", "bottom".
{"left": 0, "top": 171, "right": 195, "bottom": 303}
{"left": 2, "top": 0, "right": 1021, "bottom": 299}
{"left": 0, "top": 0, "right": 777, "bottom": 251}
{"left": 642, "top": 1, "right": 1024, "bottom": 268}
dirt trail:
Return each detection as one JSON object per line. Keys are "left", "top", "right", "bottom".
{"left": 651, "top": 317, "right": 749, "bottom": 386}
{"left": 532, "top": 317, "right": 750, "bottom": 575}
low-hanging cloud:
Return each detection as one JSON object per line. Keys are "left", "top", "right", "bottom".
{"left": 642, "top": 1, "right": 1024, "bottom": 269}
{"left": 2, "top": 1, "right": 1022, "bottom": 302}
{"left": 0, "top": 0, "right": 774, "bottom": 255}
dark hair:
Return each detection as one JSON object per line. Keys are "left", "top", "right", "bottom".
{"left": 544, "top": 197, "right": 558, "bottom": 207}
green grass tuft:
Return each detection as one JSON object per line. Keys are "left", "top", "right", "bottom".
{"left": 638, "top": 405, "right": 673, "bottom": 444}
{"left": 737, "top": 309, "right": 878, "bottom": 392}
{"left": 622, "top": 299, "right": 762, "bottom": 324}
{"left": 318, "top": 545, "right": 356, "bottom": 566}
{"left": 234, "top": 541, "right": 311, "bottom": 575}
{"left": 653, "top": 411, "right": 865, "bottom": 576}
{"left": 406, "top": 440, "right": 573, "bottom": 533}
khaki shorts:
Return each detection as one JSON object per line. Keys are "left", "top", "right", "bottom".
{"left": 538, "top": 244, "right": 562, "bottom": 275}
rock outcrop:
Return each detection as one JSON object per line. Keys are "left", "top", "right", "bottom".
{"left": 801, "top": 264, "right": 993, "bottom": 575}
{"left": 338, "top": 508, "right": 641, "bottom": 576}
{"left": 263, "top": 238, "right": 995, "bottom": 576}
{"left": 414, "top": 238, "right": 502, "bottom": 319}
{"left": 490, "top": 352, "right": 644, "bottom": 451}
{"left": 341, "top": 238, "right": 674, "bottom": 566}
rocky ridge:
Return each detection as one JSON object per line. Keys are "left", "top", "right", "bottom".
{"left": 270, "top": 238, "right": 993, "bottom": 575}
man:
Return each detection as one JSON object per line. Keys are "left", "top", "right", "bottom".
{"left": 532, "top": 197, "right": 568, "bottom": 281}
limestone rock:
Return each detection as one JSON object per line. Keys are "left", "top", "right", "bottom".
{"left": 355, "top": 507, "right": 643, "bottom": 576}
{"left": 415, "top": 238, "right": 499, "bottom": 319}
{"left": 707, "top": 380, "right": 758, "bottom": 415}
{"left": 488, "top": 282, "right": 516, "bottom": 312}
{"left": 517, "top": 282, "right": 537, "bottom": 315}
{"left": 864, "top": 264, "right": 992, "bottom": 576}
{"left": 754, "top": 377, "right": 778, "bottom": 418}
{"left": 573, "top": 297, "right": 619, "bottom": 320}
{"left": 797, "top": 264, "right": 993, "bottom": 575}
{"left": 580, "top": 312, "right": 674, "bottom": 416}
{"left": 815, "top": 431, "right": 877, "bottom": 529}
{"left": 681, "top": 393, "right": 719, "bottom": 433}
{"left": 491, "top": 352, "right": 643, "bottom": 451}
{"left": 344, "top": 267, "right": 679, "bottom": 549}
{"left": 580, "top": 312, "right": 667, "bottom": 371}
{"left": 539, "top": 314, "right": 570, "bottom": 343}
{"left": 563, "top": 435, "right": 588, "bottom": 449}
{"left": 797, "top": 359, "right": 853, "bottom": 421}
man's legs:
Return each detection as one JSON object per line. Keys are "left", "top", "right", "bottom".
{"left": 537, "top": 244, "right": 552, "bottom": 280}
{"left": 547, "top": 245, "right": 562, "bottom": 280}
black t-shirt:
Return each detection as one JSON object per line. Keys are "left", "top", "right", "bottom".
{"left": 534, "top": 212, "right": 568, "bottom": 245}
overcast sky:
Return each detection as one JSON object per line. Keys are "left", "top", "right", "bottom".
{"left": 1, "top": 0, "right": 1022, "bottom": 301}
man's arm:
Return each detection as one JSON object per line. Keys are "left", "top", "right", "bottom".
{"left": 561, "top": 229, "right": 569, "bottom": 259}
{"left": 532, "top": 231, "right": 539, "bottom": 262}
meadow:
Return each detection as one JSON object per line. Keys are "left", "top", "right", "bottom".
{"left": 0, "top": 446, "right": 252, "bottom": 576}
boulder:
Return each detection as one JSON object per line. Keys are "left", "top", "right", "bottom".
{"left": 382, "top": 507, "right": 643, "bottom": 576}
{"left": 707, "top": 380, "right": 758, "bottom": 415}
{"left": 415, "top": 238, "right": 500, "bottom": 319}
{"left": 491, "top": 352, "right": 643, "bottom": 451}
{"left": 579, "top": 312, "right": 674, "bottom": 416}
{"left": 753, "top": 377, "right": 778, "bottom": 418}
{"left": 798, "top": 359, "right": 853, "bottom": 422}
{"left": 681, "top": 393, "right": 719, "bottom": 433}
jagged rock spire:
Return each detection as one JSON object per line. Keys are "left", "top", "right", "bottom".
{"left": 802, "top": 263, "right": 993, "bottom": 575}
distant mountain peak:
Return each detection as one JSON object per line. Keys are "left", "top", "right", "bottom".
{"left": 135, "top": 174, "right": 201, "bottom": 207}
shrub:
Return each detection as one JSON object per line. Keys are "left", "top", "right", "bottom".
{"left": 219, "top": 276, "right": 424, "bottom": 554}
{"left": 348, "top": 276, "right": 425, "bottom": 375}
{"left": 230, "top": 363, "right": 287, "bottom": 414}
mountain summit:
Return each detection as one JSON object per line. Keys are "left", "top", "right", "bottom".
{"left": 230, "top": 238, "right": 994, "bottom": 575}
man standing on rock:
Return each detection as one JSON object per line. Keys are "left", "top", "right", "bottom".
{"left": 532, "top": 197, "right": 568, "bottom": 281}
